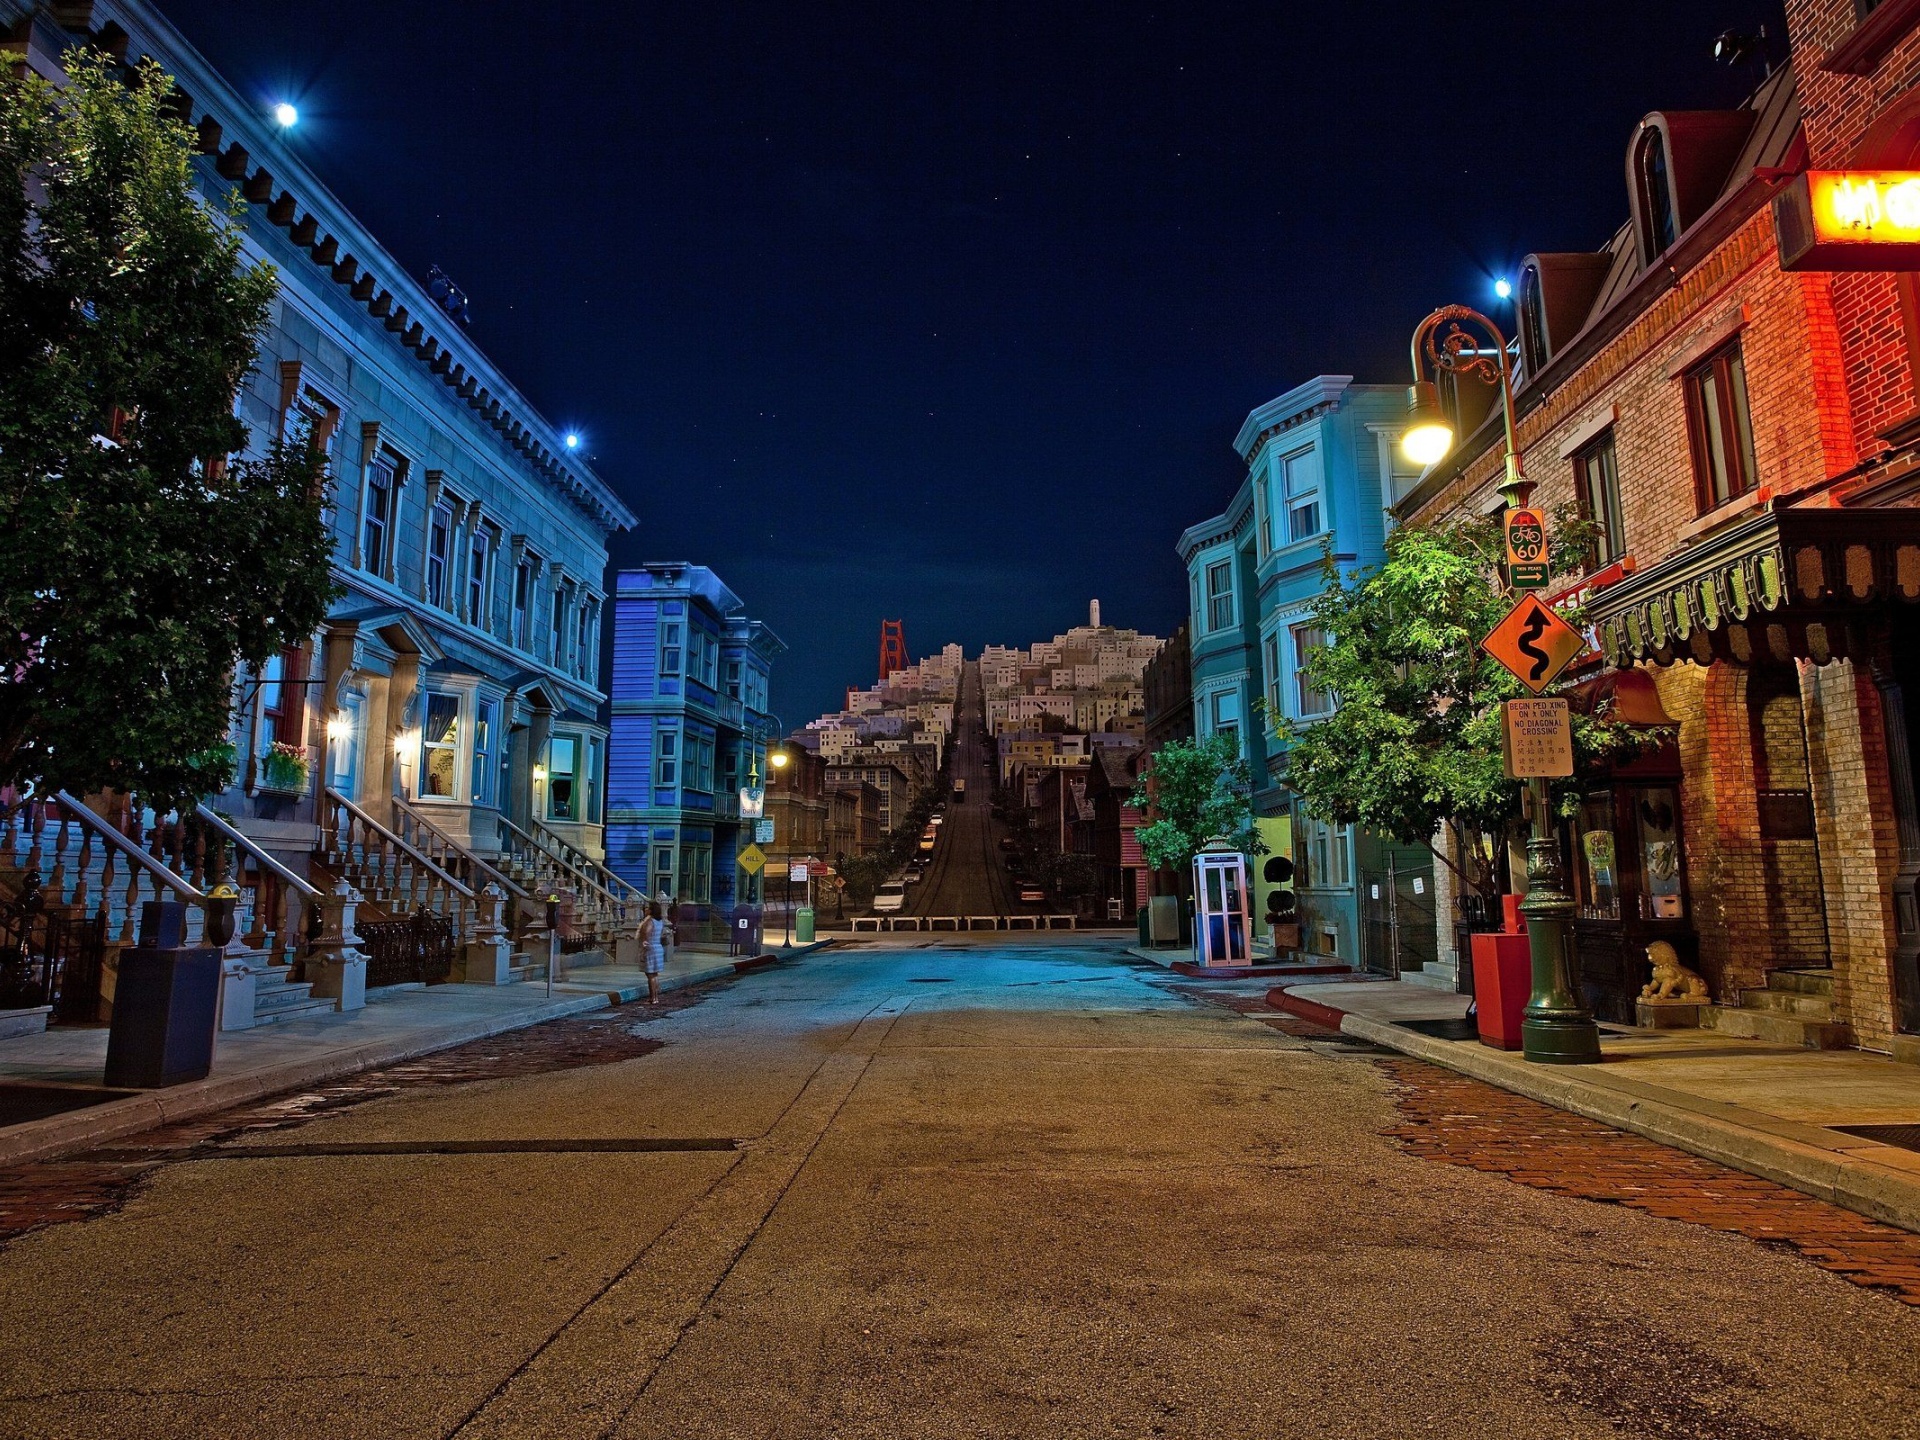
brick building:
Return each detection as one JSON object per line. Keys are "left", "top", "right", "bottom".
{"left": 1397, "top": 6, "right": 1920, "bottom": 1052}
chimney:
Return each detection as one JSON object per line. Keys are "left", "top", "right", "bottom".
{"left": 1090, "top": 599, "right": 1101, "bottom": 628}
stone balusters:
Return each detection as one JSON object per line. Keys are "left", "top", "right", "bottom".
{"left": 307, "top": 879, "right": 368, "bottom": 1011}
{"left": 461, "top": 882, "right": 512, "bottom": 985}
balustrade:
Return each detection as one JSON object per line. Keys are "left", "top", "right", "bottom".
{"left": 323, "top": 789, "right": 476, "bottom": 942}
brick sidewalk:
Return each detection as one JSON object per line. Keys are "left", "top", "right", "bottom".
{"left": 0, "top": 990, "right": 708, "bottom": 1254}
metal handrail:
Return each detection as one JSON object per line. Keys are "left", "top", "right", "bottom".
{"left": 192, "top": 803, "right": 321, "bottom": 899}
{"left": 52, "top": 791, "right": 204, "bottom": 902}
{"left": 392, "top": 796, "right": 530, "bottom": 899}
{"left": 324, "top": 788, "right": 474, "bottom": 898}
{"left": 495, "top": 813, "right": 627, "bottom": 907}
{"left": 529, "top": 816, "right": 646, "bottom": 903}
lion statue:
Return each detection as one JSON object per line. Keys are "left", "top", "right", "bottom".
{"left": 1640, "top": 941, "right": 1709, "bottom": 1002}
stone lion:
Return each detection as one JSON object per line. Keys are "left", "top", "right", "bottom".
{"left": 1640, "top": 940, "right": 1709, "bottom": 1002}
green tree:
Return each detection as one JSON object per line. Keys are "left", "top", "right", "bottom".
{"left": 0, "top": 54, "right": 335, "bottom": 809}
{"left": 1128, "top": 734, "right": 1266, "bottom": 877}
{"left": 1280, "top": 512, "right": 1653, "bottom": 899}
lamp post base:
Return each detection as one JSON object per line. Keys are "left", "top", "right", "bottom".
{"left": 1521, "top": 1015, "right": 1602, "bottom": 1065}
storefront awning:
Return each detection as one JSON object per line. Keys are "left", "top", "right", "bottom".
{"left": 1588, "top": 503, "right": 1920, "bottom": 667}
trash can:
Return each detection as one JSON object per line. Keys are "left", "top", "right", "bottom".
{"left": 105, "top": 903, "right": 220, "bottom": 1088}
{"left": 795, "top": 906, "right": 815, "bottom": 945}
{"left": 1137, "top": 906, "right": 1151, "bottom": 947}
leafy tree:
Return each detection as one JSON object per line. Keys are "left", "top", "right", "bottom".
{"left": 1280, "top": 511, "right": 1654, "bottom": 899}
{"left": 0, "top": 54, "right": 335, "bottom": 809}
{"left": 1129, "top": 734, "right": 1266, "bottom": 877}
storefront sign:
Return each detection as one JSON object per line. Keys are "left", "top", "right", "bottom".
{"left": 1483, "top": 593, "right": 1587, "bottom": 694}
{"left": 1504, "top": 507, "right": 1549, "bottom": 590}
{"left": 1776, "top": 170, "right": 1920, "bottom": 270}
{"left": 1503, "top": 698, "right": 1574, "bottom": 778}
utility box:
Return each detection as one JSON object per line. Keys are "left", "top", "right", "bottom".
{"left": 731, "top": 907, "right": 763, "bottom": 957}
{"left": 105, "top": 904, "right": 220, "bottom": 1088}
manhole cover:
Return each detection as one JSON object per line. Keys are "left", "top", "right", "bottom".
{"left": 1831, "top": 1123, "right": 1920, "bottom": 1152}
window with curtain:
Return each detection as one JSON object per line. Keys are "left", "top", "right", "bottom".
{"left": 1685, "top": 339, "right": 1758, "bottom": 511}
{"left": 1574, "top": 431, "right": 1626, "bottom": 565}
{"left": 1292, "top": 625, "right": 1334, "bottom": 718}
{"left": 421, "top": 693, "right": 461, "bottom": 798}
{"left": 471, "top": 699, "right": 497, "bottom": 806}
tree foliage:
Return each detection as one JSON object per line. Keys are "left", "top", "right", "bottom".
{"left": 1129, "top": 733, "right": 1266, "bottom": 875}
{"left": 1279, "top": 511, "right": 1656, "bottom": 897}
{"left": 0, "top": 54, "right": 335, "bottom": 808}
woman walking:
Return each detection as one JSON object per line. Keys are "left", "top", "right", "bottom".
{"left": 638, "top": 900, "right": 667, "bottom": 1005}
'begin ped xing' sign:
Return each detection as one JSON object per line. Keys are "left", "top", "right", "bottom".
{"left": 1503, "top": 698, "right": 1574, "bottom": 779}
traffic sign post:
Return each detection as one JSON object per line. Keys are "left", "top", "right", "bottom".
{"left": 1482, "top": 592, "right": 1586, "bottom": 694}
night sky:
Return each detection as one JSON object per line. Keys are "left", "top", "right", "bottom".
{"left": 164, "top": 0, "right": 1785, "bottom": 728}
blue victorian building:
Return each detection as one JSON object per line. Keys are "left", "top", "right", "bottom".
{"left": 1178, "top": 376, "right": 1439, "bottom": 977}
{"left": 605, "top": 564, "right": 784, "bottom": 918}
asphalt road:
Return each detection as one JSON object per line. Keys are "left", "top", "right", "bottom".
{"left": 908, "top": 661, "right": 1014, "bottom": 919}
{"left": 3, "top": 940, "right": 1919, "bottom": 1439}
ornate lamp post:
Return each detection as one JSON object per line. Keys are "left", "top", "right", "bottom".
{"left": 1404, "top": 304, "right": 1601, "bottom": 1066}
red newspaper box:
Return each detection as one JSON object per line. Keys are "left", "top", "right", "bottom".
{"left": 1471, "top": 897, "right": 1532, "bottom": 1050}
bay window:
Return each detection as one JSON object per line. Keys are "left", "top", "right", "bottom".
{"left": 420, "top": 693, "right": 461, "bottom": 798}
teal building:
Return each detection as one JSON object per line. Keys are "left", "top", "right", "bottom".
{"left": 1177, "top": 376, "right": 1438, "bottom": 974}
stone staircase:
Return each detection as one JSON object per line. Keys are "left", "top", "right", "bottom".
{"left": 229, "top": 949, "right": 335, "bottom": 1027}
{"left": 1702, "top": 967, "right": 1852, "bottom": 1049}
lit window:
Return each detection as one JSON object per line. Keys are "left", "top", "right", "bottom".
{"left": 421, "top": 693, "right": 461, "bottom": 798}
{"left": 1574, "top": 431, "right": 1626, "bottom": 566}
{"left": 1685, "top": 339, "right": 1758, "bottom": 511}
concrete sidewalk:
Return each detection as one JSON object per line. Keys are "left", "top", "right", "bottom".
{"left": 1278, "top": 980, "right": 1920, "bottom": 1234}
{"left": 0, "top": 943, "right": 829, "bottom": 1168}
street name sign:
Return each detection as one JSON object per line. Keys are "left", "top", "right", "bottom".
{"left": 1502, "top": 698, "right": 1574, "bottom": 778}
{"left": 1504, "top": 506, "right": 1550, "bottom": 591}
{"left": 1483, "top": 592, "right": 1585, "bottom": 694}
{"left": 737, "top": 844, "right": 766, "bottom": 876}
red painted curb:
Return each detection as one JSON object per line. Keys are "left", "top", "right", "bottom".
{"left": 731, "top": 953, "right": 779, "bottom": 974}
{"left": 1171, "top": 960, "right": 1355, "bottom": 979}
{"left": 1269, "top": 989, "right": 1350, "bottom": 1031}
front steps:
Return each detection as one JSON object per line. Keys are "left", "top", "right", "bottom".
{"left": 250, "top": 964, "right": 335, "bottom": 1025}
{"left": 1702, "top": 967, "right": 1852, "bottom": 1049}
{"left": 1400, "top": 961, "right": 1461, "bottom": 991}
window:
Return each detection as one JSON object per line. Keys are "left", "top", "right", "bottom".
{"left": 586, "top": 735, "right": 602, "bottom": 825}
{"left": 362, "top": 454, "right": 397, "bottom": 575}
{"left": 1205, "top": 560, "right": 1235, "bottom": 633}
{"left": 1637, "top": 129, "right": 1678, "bottom": 259}
{"left": 512, "top": 560, "right": 533, "bottom": 648}
{"left": 661, "top": 622, "right": 683, "bottom": 677}
{"left": 1303, "top": 814, "right": 1352, "bottom": 888}
{"left": 1685, "top": 340, "right": 1759, "bottom": 511}
{"left": 1282, "top": 446, "right": 1323, "bottom": 543}
{"left": 550, "top": 588, "right": 567, "bottom": 664}
{"left": 654, "top": 845, "right": 675, "bottom": 897}
{"left": 1262, "top": 632, "right": 1283, "bottom": 726}
{"left": 1210, "top": 689, "right": 1241, "bottom": 756}
{"left": 726, "top": 660, "right": 743, "bottom": 700}
{"left": 471, "top": 699, "right": 497, "bottom": 806}
{"left": 1573, "top": 431, "right": 1626, "bottom": 566}
{"left": 1292, "top": 624, "right": 1334, "bottom": 718}
{"left": 467, "top": 529, "right": 492, "bottom": 627}
{"left": 547, "top": 735, "right": 577, "bottom": 821}
{"left": 421, "top": 693, "right": 461, "bottom": 799}
{"left": 257, "top": 647, "right": 305, "bottom": 749}
{"left": 657, "top": 729, "right": 678, "bottom": 787}
{"left": 1518, "top": 263, "right": 1550, "bottom": 375}
{"left": 576, "top": 604, "right": 592, "bottom": 678}
{"left": 426, "top": 502, "right": 452, "bottom": 607}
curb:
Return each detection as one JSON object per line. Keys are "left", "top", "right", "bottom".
{"left": 1270, "top": 989, "right": 1352, "bottom": 1031}
{"left": 1, "top": 942, "right": 833, "bottom": 1170}
{"left": 1334, "top": 1009, "right": 1920, "bottom": 1236}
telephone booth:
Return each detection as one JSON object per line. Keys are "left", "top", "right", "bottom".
{"left": 1193, "top": 842, "right": 1252, "bottom": 967}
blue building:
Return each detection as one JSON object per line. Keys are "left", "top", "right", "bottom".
{"left": 606, "top": 564, "right": 784, "bottom": 917}
{"left": 1177, "top": 376, "right": 1436, "bottom": 974}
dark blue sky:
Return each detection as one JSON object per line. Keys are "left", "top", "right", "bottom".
{"left": 165, "top": 0, "right": 1784, "bottom": 727}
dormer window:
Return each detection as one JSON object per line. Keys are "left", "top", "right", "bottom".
{"left": 1518, "top": 263, "right": 1550, "bottom": 375}
{"left": 1637, "top": 128, "right": 1678, "bottom": 259}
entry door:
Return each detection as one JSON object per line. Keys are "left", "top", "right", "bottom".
{"left": 327, "top": 691, "right": 365, "bottom": 801}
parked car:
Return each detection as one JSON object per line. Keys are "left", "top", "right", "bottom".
{"left": 904, "top": 869, "right": 924, "bottom": 886}
{"left": 873, "top": 880, "right": 909, "bottom": 913}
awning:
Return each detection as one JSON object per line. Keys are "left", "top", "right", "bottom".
{"left": 1588, "top": 502, "right": 1920, "bottom": 667}
{"left": 1563, "top": 668, "right": 1677, "bottom": 725}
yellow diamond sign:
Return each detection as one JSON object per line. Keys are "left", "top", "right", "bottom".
{"left": 737, "top": 844, "right": 766, "bottom": 876}
{"left": 1482, "top": 592, "right": 1586, "bottom": 694}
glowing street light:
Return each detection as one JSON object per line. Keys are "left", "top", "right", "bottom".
{"left": 1401, "top": 380, "right": 1455, "bottom": 467}
{"left": 1493, "top": 277, "right": 1513, "bottom": 300}
{"left": 273, "top": 102, "right": 298, "bottom": 129}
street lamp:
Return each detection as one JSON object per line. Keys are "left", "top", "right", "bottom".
{"left": 1406, "top": 304, "right": 1601, "bottom": 1066}
{"left": 769, "top": 749, "right": 792, "bottom": 944}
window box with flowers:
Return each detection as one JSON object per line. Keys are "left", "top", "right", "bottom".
{"left": 259, "top": 741, "right": 311, "bottom": 794}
